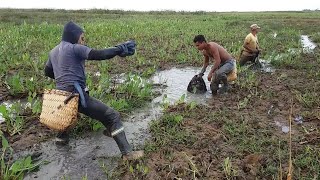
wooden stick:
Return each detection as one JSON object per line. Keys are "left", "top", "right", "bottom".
{"left": 287, "top": 98, "right": 293, "bottom": 180}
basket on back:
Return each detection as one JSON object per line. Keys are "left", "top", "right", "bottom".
{"left": 40, "top": 89, "right": 79, "bottom": 131}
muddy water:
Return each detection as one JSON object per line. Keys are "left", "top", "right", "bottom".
{"left": 18, "top": 64, "right": 276, "bottom": 179}
{"left": 6, "top": 36, "right": 317, "bottom": 179}
{"left": 8, "top": 64, "right": 276, "bottom": 179}
{"left": 152, "top": 67, "right": 213, "bottom": 104}
{"left": 23, "top": 105, "right": 158, "bottom": 179}
{"left": 112, "top": 67, "right": 213, "bottom": 105}
{"left": 301, "top": 35, "right": 317, "bottom": 53}
{"left": 18, "top": 67, "right": 212, "bottom": 179}
{"left": 259, "top": 59, "right": 275, "bottom": 73}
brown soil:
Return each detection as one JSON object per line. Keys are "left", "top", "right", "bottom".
{"left": 117, "top": 56, "right": 320, "bottom": 179}
{"left": 1, "top": 112, "right": 54, "bottom": 151}
{"left": 1, "top": 54, "right": 319, "bottom": 179}
{"left": 0, "top": 82, "right": 9, "bottom": 101}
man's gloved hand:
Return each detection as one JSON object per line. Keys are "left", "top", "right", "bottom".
{"left": 258, "top": 48, "right": 262, "bottom": 54}
{"left": 115, "top": 40, "right": 136, "bottom": 57}
{"left": 252, "top": 49, "right": 259, "bottom": 53}
{"left": 254, "top": 48, "right": 262, "bottom": 55}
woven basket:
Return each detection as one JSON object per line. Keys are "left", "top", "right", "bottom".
{"left": 40, "top": 89, "right": 79, "bottom": 131}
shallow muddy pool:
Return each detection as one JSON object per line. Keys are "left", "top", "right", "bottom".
{"left": 7, "top": 64, "right": 278, "bottom": 179}
{"left": 301, "top": 35, "right": 317, "bottom": 53}
{"left": 22, "top": 106, "right": 158, "bottom": 179}
{"left": 152, "top": 67, "right": 213, "bottom": 104}
{"left": 18, "top": 66, "right": 214, "bottom": 179}
{"left": 259, "top": 59, "right": 275, "bottom": 73}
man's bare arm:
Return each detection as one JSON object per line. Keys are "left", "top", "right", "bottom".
{"left": 199, "top": 54, "right": 209, "bottom": 75}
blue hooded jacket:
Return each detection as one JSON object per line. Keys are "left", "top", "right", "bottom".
{"left": 46, "top": 21, "right": 92, "bottom": 91}
{"left": 62, "top": 21, "right": 84, "bottom": 44}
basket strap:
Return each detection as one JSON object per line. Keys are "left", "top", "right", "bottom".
{"left": 64, "top": 93, "right": 77, "bottom": 104}
{"left": 74, "top": 82, "right": 87, "bottom": 108}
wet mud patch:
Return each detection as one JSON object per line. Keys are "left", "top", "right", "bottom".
{"left": 3, "top": 66, "right": 211, "bottom": 179}
{"left": 3, "top": 61, "right": 320, "bottom": 179}
{"left": 16, "top": 102, "right": 162, "bottom": 179}
{"left": 117, "top": 104, "right": 271, "bottom": 179}
{"left": 0, "top": 112, "right": 54, "bottom": 151}
{"left": 117, "top": 66, "right": 320, "bottom": 179}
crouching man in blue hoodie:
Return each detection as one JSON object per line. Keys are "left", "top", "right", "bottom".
{"left": 44, "top": 21, "right": 143, "bottom": 160}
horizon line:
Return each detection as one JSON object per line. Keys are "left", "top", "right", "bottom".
{"left": 0, "top": 7, "right": 320, "bottom": 13}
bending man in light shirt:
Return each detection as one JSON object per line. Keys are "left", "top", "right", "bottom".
{"left": 239, "top": 24, "right": 261, "bottom": 66}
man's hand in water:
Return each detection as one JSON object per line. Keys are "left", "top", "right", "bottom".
{"left": 207, "top": 73, "right": 213, "bottom": 82}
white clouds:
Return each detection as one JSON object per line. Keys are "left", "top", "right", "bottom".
{"left": 1, "top": 0, "right": 319, "bottom": 11}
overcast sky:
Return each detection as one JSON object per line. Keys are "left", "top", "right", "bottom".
{"left": 1, "top": 0, "right": 319, "bottom": 12}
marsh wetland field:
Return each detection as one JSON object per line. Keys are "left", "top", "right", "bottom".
{"left": 0, "top": 9, "right": 320, "bottom": 180}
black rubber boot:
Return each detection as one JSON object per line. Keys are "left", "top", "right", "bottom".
{"left": 219, "top": 84, "right": 229, "bottom": 94}
{"left": 219, "top": 75, "right": 229, "bottom": 94}
{"left": 210, "top": 82, "right": 219, "bottom": 95}
{"left": 113, "top": 131, "right": 132, "bottom": 155}
{"left": 103, "top": 121, "right": 132, "bottom": 154}
{"left": 55, "top": 131, "right": 70, "bottom": 146}
{"left": 103, "top": 129, "right": 111, "bottom": 137}
{"left": 112, "top": 131, "right": 144, "bottom": 160}
{"left": 106, "top": 126, "right": 144, "bottom": 160}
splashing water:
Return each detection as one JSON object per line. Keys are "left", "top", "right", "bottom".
{"left": 301, "top": 35, "right": 317, "bottom": 53}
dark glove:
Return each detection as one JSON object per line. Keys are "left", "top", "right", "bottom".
{"left": 115, "top": 40, "right": 136, "bottom": 57}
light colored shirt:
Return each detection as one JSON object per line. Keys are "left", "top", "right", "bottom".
{"left": 242, "top": 33, "right": 259, "bottom": 56}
